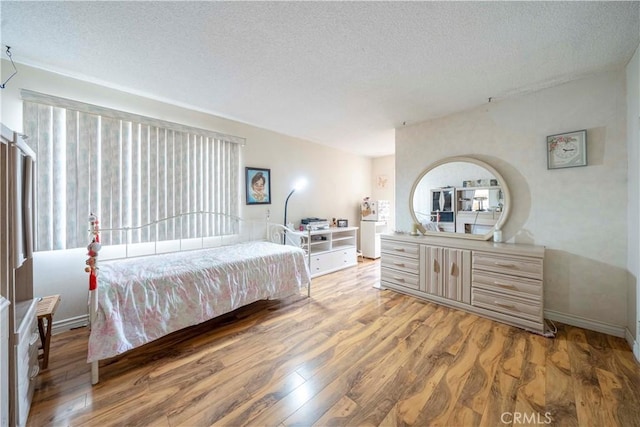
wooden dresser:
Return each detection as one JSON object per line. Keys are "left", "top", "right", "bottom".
{"left": 380, "top": 233, "right": 547, "bottom": 335}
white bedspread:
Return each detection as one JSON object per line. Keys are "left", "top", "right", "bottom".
{"left": 88, "top": 241, "right": 310, "bottom": 362}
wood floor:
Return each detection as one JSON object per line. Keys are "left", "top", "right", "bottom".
{"left": 28, "top": 259, "right": 640, "bottom": 426}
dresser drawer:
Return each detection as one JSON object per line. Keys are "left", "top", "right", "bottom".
{"left": 473, "top": 252, "right": 542, "bottom": 280}
{"left": 472, "top": 271, "right": 542, "bottom": 300}
{"left": 309, "top": 252, "right": 333, "bottom": 275}
{"left": 334, "top": 247, "right": 357, "bottom": 266}
{"left": 381, "top": 240, "right": 420, "bottom": 259}
{"left": 14, "top": 330, "right": 39, "bottom": 427}
{"left": 381, "top": 253, "right": 420, "bottom": 274}
{"left": 381, "top": 267, "right": 420, "bottom": 290}
{"left": 472, "top": 288, "right": 542, "bottom": 323}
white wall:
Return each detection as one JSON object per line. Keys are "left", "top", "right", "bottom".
{"left": 1, "top": 62, "right": 372, "bottom": 325}
{"left": 396, "top": 70, "right": 629, "bottom": 333}
{"left": 626, "top": 44, "right": 639, "bottom": 357}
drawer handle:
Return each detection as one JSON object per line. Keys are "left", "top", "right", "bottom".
{"left": 393, "top": 276, "right": 405, "bottom": 282}
{"left": 393, "top": 247, "right": 406, "bottom": 252}
{"left": 494, "top": 301, "right": 516, "bottom": 309}
{"left": 494, "top": 261, "right": 517, "bottom": 268}
{"left": 393, "top": 262, "right": 405, "bottom": 267}
{"left": 29, "top": 365, "right": 40, "bottom": 380}
{"left": 29, "top": 332, "right": 39, "bottom": 346}
{"left": 494, "top": 281, "right": 516, "bottom": 289}
{"left": 450, "top": 263, "right": 455, "bottom": 275}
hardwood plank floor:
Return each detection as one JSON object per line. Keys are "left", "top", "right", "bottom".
{"left": 27, "top": 260, "right": 640, "bottom": 426}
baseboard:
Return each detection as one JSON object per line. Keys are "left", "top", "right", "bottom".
{"left": 52, "top": 314, "right": 89, "bottom": 335}
{"left": 544, "top": 310, "right": 625, "bottom": 338}
{"left": 625, "top": 328, "right": 635, "bottom": 349}
{"left": 632, "top": 331, "right": 640, "bottom": 363}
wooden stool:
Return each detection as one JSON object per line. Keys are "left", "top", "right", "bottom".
{"left": 37, "top": 295, "right": 60, "bottom": 370}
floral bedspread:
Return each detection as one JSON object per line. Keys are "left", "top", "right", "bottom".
{"left": 88, "top": 241, "right": 310, "bottom": 362}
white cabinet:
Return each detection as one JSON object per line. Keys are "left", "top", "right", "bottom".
{"left": 305, "top": 227, "right": 358, "bottom": 277}
{"left": 12, "top": 301, "right": 38, "bottom": 427}
{"left": 360, "top": 221, "right": 387, "bottom": 259}
{"left": 0, "top": 297, "right": 9, "bottom": 427}
{"left": 380, "top": 234, "right": 546, "bottom": 335}
{"left": 1, "top": 124, "right": 37, "bottom": 427}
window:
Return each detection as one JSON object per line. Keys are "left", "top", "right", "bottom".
{"left": 21, "top": 90, "right": 243, "bottom": 251}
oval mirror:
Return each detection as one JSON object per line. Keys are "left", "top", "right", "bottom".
{"left": 410, "top": 156, "right": 510, "bottom": 241}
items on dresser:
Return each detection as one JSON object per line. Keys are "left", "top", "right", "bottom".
{"left": 300, "top": 217, "right": 329, "bottom": 230}
{"left": 380, "top": 233, "right": 547, "bottom": 335}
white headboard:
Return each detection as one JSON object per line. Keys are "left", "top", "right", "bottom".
{"left": 97, "top": 212, "right": 272, "bottom": 260}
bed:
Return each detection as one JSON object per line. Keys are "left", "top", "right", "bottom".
{"left": 85, "top": 212, "right": 310, "bottom": 384}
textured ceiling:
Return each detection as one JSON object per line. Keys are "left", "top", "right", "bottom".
{"left": 1, "top": 1, "right": 639, "bottom": 157}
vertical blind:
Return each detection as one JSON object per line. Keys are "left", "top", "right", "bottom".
{"left": 21, "top": 90, "right": 243, "bottom": 251}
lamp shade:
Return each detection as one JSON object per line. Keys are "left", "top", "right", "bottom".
{"left": 293, "top": 178, "right": 307, "bottom": 192}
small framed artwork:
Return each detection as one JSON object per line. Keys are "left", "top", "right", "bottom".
{"left": 337, "top": 219, "right": 348, "bottom": 227}
{"left": 547, "top": 130, "right": 587, "bottom": 169}
{"left": 245, "top": 167, "right": 271, "bottom": 205}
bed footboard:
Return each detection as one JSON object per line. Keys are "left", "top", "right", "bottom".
{"left": 267, "top": 223, "right": 311, "bottom": 297}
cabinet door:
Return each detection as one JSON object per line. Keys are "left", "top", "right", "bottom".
{"left": 443, "top": 248, "right": 471, "bottom": 304}
{"left": 422, "top": 246, "right": 470, "bottom": 303}
{"left": 309, "top": 252, "right": 332, "bottom": 276}
{"left": 333, "top": 247, "right": 357, "bottom": 269}
{"left": 423, "top": 246, "right": 444, "bottom": 296}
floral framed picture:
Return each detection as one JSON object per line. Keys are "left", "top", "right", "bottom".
{"left": 245, "top": 167, "right": 271, "bottom": 205}
{"left": 547, "top": 130, "right": 587, "bottom": 169}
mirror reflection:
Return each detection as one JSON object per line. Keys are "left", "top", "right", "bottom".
{"left": 410, "top": 158, "right": 509, "bottom": 240}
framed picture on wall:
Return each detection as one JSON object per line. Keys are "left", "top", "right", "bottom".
{"left": 245, "top": 167, "right": 271, "bottom": 205}
{"left": 547, "top": 130, "right": 587, "bottom": 169}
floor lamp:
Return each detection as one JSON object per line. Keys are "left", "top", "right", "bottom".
{"left": 284, "top": 178, "right": 307, "bottom": 228}
{"left": 283, "top": 178, "right": 307, "bottom": 244}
